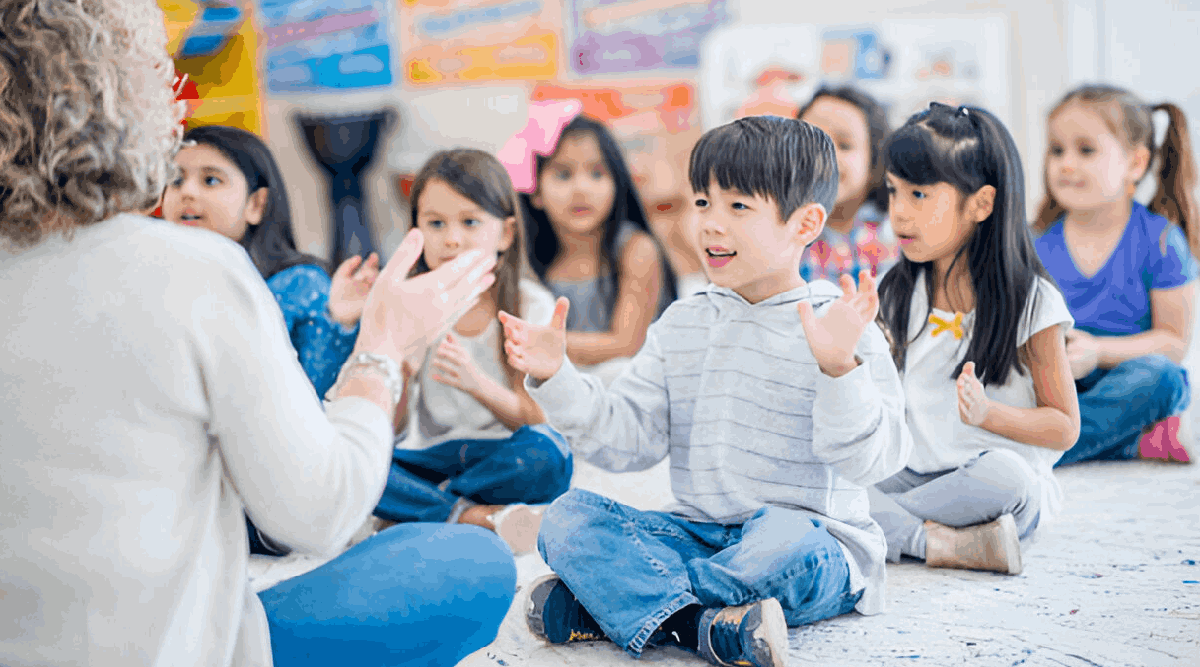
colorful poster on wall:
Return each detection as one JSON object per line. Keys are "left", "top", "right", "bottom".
{"left": 565, "top": 0, "right": 730, "bottom": 76}
{"left": 400, "top": 0, "right": 560, "bottom": 85}
{"left": 162, "top": 0, "right": 264, "bottom": 133}
{"left": 257, "top": 0, "right": 394, "bottom": 93}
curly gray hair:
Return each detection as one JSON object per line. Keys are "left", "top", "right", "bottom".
{"left": 0, "top": 0, "right": 183, "bottom": 249}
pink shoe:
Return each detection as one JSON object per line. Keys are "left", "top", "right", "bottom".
{"left": 1139, "top": 416, "right": 1190, "bottom": 463}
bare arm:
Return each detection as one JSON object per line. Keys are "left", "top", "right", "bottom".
{"left": 1093, "top": 283, "right": 1195, "bottom": 366}
{"left": 465, "top": 369, "right": 546, "bottom": 431}
{"left": 976, "top": 326, "right": 1081, "bottom": 451}
{"left": 565, "top": 232, "right": 663, "bottom": 365}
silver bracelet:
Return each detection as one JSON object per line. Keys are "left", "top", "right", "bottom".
{"left": 328, "top": 352, "right": 403, "bottom": 411}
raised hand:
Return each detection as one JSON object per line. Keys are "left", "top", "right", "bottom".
{"left": 499, "top": 297, "right": 569, "bottom": 381}
{"left": 328, "top": 252, "right": 381, "bottom": 327}
{"left": 798, "top": 270, "right": 880, "bottom": 377}
{"left": 957, "top": 361, "right": 992, "bottom": 426}
{"left": 355, "top": 228, "right": 496, "bottom": 367}
{"left": 431, "top": 333, "right": 486, "bottom": 395}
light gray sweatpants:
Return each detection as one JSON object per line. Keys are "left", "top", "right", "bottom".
{"left": 868, "top": 449, "right": 1043, "bottom": 563}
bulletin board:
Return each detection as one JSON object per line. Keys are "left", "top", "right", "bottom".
{"left": 699, "top": 18, "right": 1013, "bottom": 133}
{"left": 161, "top": 0, "right": 264, "bottom": 133}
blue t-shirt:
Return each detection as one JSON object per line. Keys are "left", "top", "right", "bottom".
{"left": 1035, "top": 202, "right": 1198, "bottom": 337}
{"left": 266, "top": 264, "right": 360, "bottom": 398}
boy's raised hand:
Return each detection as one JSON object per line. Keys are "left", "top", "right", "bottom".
{"left": 798, "top": 270, "right": 880, "bottom": 377}
{"left": 499, "top": 297, "right": 570, "bottom": 381}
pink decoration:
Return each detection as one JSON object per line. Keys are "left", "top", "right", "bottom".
{"left": 497, "top": 99, "right": 584, "bottom": 194}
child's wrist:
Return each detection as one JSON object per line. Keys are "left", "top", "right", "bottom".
{"left": 819, "top": 355, "right": 860, "bottom": 378}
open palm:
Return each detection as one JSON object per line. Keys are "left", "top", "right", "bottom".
{"left": 499, "top": 297, "right": 569, "bottom": 381}
{"left": 798, "top": 271, "right": 879, "bottom": 376}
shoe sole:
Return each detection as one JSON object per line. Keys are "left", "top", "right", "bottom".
{"left": 746, "top": 598, "right": 790, "bottom": 667}
{"left": 994, "top": 513, "right": 1023, "bottom": 576}
{"left": 525, "top": 574, "right": 561, "bottom": 642}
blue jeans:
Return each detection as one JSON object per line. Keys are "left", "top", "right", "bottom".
{"left": 1056, "top": 355, "right": 1190, "bottom": 467}
{"left": 375, "top": 424, "right": 573, "bottom": 523}
{"left": 538, "top": 489, "right": 862, "bottom": 658}
{"left": 260, "top": 522, "right": 516, "bottom": 667}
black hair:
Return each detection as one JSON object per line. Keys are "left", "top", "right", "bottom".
{"left": 877, "top": 103, "right": 1054, "bottom": 387}
{"left": 181, "top": 125, "right": 325, "bottom": 279}
{"left": 519, "top": 114, "right": 677, "bottom": 316}
{"left": 798, "top": 85, "right": 892, "bottom": 211}
{"left": 688, "top": 115, "right": 838, "bottom": 222}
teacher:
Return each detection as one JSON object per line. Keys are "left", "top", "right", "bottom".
{"left": 0, "top": 1, "right": 513, "bottom": 666}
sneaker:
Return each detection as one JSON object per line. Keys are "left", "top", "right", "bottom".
{"left": 525, "top": 574, "right": 607, "bottom": 644}
{"left": 924, "top": 513, "right": 1022, "bottom": 575}
{"left": 697, "top": 598, "right": 789, "bottom": 667}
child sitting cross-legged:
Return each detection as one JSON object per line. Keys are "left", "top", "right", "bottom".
{"left": 498, "top": 116, "right": 913, "bottom": 667}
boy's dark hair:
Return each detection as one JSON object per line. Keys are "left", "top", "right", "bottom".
{"left": 688, "top": 116, "right": 839, "bottom": 222}
{"left": 183, "top": 125, "right": 326, "bottom": 280}
{"left": 877, "top": 103, "right": 1055, "bottom": 388}
{"left": 519, "top": 114, "right": 677, "bottom": 316}
{"left": 798, "top": 85, "right": 892, "bottom": 211}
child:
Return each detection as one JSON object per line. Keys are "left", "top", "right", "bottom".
{"left": 373, "top": 149, "right": 573, "bottom": 555}
{"left": 869, "top": 102, "right": 1081, "bottom": 576}
{"left": 508, "top": 109, "right": 678, "bottom": 380}
{"left": 797, "top": 85, "right": 900, "bottom": 284}
{"left": 499, "top": 116, "right": 912, "bottom": 666}
{"left": 1032, "top": 84, "right": 1197, "bottom": 465}
{"left": 162, "top": 125, "right": 379, "bottom": 400}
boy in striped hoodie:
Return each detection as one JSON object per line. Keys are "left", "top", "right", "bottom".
{"left": 499, "top": 116, "right": 912, "bottom": 667}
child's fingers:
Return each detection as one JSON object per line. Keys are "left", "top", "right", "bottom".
{"left": 838, "top": 273, "right": 857, "bottom": 298}
{"left": 796, "top": 301, "right": 817, "bottom": 337}
{"left": 550, "top": 297, "right": 570, "bottom": 331}
{"left": 859, "top": 269, "right": 876, "bottom": 295}
{"left": 961, "top": 361, "right": 976, "bottom": 379}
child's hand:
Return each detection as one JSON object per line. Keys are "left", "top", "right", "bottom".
{"left": 499, "top": 297, "right": 569, "bottom": 381}
{"left": 431, "top": 333, "right": 486, "bottom": 395}
{"left": 957, "top": 361, "right": 992, "bottom": 427}
{"left": 329, "top": 253, "right": 381, "bottom": 327}
{"left": 798, "top": 270, "right": 879, "bottom": 377}
{"left": 1065, "top": 328, "right": 1099, "bottom": 380}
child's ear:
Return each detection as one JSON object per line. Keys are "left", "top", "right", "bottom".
{"left": 1130, "top": 144, "right": 1153, "bottom": 184}
{"left": 499, "top": 215, "right": 516, "bottom": 253}
{"left": 968, "top": 185, "right": 996, "bottom": 224}
{"left": 245, "top": 187, "right": 269, "bottom": 226}
{"left": 789, "top": 202, "right": 827, "bottom": 245}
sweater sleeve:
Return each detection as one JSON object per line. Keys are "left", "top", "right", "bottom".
{"left": 193, "top": 250, "right": 391, "bottom": 557}
{"left": 267, "top": 265, "right": 359, "bottom": 399}
{"left": 811, "top": 321, "right": 913, "bottom": 487}
{"left": 526, "top": 326, "right": 670, "bottom": 473}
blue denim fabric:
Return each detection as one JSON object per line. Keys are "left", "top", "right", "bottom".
{"left": 374, "top": 424, "right": 573, "bottom": 523}
{"left": 260, "top": 523, "right": 516, "bottom": 667}
{"left": 265, "top": 264, "right": 359, "bottom": 400}
{"left": 1056, "top": 355, "right": 1190, "bottom": 467}
{"left": 537, "top": 489, "right": 862, "bottom": 657}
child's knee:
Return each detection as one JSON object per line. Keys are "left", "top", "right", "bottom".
{"left": 508, "top": 426, "right": 574, "bottom": 496}
{"left": 1124, "top": 355, "right": 1189, "bottom": 399}
{"left": 970, "top": 449, "right": 1036, "bottom": 498}
{"left": 539, "top": 489, "right": 610, "bottom": 549}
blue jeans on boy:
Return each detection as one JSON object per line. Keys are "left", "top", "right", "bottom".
{"left": 1056, "top": 355, "right": 1190, "bottom": 467}
{"left": 375, "top": 424, "right": 573, "bottom": 523}
{"left": 538, "top": 488, "right": 863, "bottom": 658}
{"left": 260, "top": 522, "right": 516, "bottom": 667}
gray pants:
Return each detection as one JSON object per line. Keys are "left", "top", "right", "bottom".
{"left": 868, "top": 449, "right": 1042, "bottom": 563}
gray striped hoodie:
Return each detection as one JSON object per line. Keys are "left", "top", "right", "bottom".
{"left": 527, "top": 281, "right": 912, "bottom": 616}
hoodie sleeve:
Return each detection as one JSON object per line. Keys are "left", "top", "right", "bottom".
{"left": 811, "top": 320, "right": 913, "bottom": 487}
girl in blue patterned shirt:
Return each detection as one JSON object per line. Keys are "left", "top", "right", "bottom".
{"left": 162, "top": 125, "right": 378, "bottom": 400}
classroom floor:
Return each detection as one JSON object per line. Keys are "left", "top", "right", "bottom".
{"left": 457, "top": 454, "right": 1200, "bottom": 667}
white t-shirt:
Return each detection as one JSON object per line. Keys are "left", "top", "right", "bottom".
{"left": 398, "top": 279, "right": 556, "bottom": 450}
{"left": 901, "top": 272, "right": 1074, "bottom": 519}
